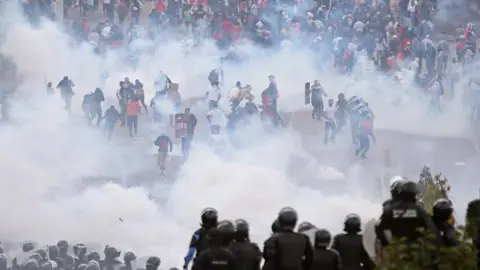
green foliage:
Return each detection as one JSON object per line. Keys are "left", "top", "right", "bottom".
{"left": 375, "top": 232, "right": 477, "bottom": 270}
{"left": 417, "top": 166, "right": 450, "bottom": 214}
{"left": 373, "top": 166, "right": 478, "bottom": 270}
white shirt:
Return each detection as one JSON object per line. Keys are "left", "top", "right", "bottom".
{"left": 229, "top": 86, "right": 240, "bottom": 100}
{"left": 333, "top": 37, "right": 342, "bottom": 52}
{"left": 207, "top": 86, "right": 221, "bottom": 102}
{"left": 324, "top": 105, "right": 336, "bottom": 122}
{"left": 101, "top": 26, "right": 111, "bottom": 38}
{"left": 207, "top": 108, "right": 226, "bottom": 126}
{"left": 353, "top": 21, "right": 365, "bottom": 32}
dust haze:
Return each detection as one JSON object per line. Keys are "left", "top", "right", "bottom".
{"left": 0, "top": 0, "right": 474, "bottom": 266}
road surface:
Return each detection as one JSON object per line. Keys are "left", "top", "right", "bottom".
{"left": 80, "top": 94, "right": 479, "bottom": 208}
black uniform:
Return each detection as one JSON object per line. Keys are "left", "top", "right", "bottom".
{"left": 332, "top": 233, "right": 374, "bottom": 270}
{"left": 382, "top": 178, "right": 406, "bottom": 208}
{"left": 376, "top": 181, "right": 440, "bottom": 247}
{"left": 184, "top": 208, "right": 219, "bottom": 269}
{"left": 229, "top": 219, "right": 262, "bottom": 270}
{"left": 432, "top": 199, "right": 458, "bottom": 247}
{"left": 263, "top": 207, "right": 313, "bottom": 270}
{"left": 193, "top": 221, "right": 238, "bottom": 270}
{"left": 193, "top": 245, "right": 237, "bottom": 270}
{"left": 311, "top": 229, "right": 341, "bottom": 270}
{"left": 332, "top": 215, "right": 373, "bottom": 270}
{"left": 262, "top": 219, "right": 282, "bottom": 270}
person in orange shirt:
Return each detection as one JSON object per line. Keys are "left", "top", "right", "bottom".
{"left": 127, "top": 97, "right": 141, "bottom": 137}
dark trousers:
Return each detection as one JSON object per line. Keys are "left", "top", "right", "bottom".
{"left": 138, "top": 95, "right": 148, "bottom": 113}
{"left": 87, "top": 105, "right": 102, "bottom": 126}
{"left": 127, "top": 115, "right": 138, "bottom": 137}
{"left": 105, "top": 121, "right": 115, "bottom": 141}
{"left": 208, "top": 100, "right": 218, "bottom": 110}
{"left": 312, "top": 102, "right": 323, "bottom": 120}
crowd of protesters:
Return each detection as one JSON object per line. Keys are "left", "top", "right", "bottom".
{"left": 53, "top": 0, "right": 479, "bottom": 118}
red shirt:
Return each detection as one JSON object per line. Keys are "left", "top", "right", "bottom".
{"left": 223, "top": 20, "right": 233, "bottom": 34}
{"left": 127, "top": 101, "right": 141, "bottom": 116}
{"left": 155, "top": 1, "right": 165, "bottom": 12}
{"left": 232, "top": 25, "right": 242, "bottom": 41}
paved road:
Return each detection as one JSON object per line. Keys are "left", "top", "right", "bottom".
{"left": 88, "top": 95, "right": 478, "bottom": 208}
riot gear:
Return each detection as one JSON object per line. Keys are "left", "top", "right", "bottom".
{"left": 277, "top": 207, "right": 298, "bottom": 231}
{"left": 344, "top": 214, "right": 361, "bottom": 233}
{"left": 297, "top": 221, "right": 316, "bottom": 233}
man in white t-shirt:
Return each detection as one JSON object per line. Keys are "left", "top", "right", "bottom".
{"left": 322, "top": 99, "right": 337, "bottom": 145}
{"left": 207, "top": 103, "right": 226, "bottom": 135}
{"left": 206, "top": 85, "right": 221, "bottom": 110}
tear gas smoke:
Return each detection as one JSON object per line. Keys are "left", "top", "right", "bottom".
{"left": 0, "top": 1, "right": 474, "bottom": 266}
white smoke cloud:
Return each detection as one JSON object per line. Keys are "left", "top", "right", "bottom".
{"left": 0, "top": 0, "right": 475, "bottom": 267}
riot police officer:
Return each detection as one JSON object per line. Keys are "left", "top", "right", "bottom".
{"left": 228, "top": 219, "right": 262, "bottom": 270}
{"left": 297, "top": 221, "right": 317, "bottom": 247}
{"left": 263, "top": 207, "right": 313, "bottom": 270}
{"left": 432, "top": 199, "right": 458, "bottom": 247}
{"left": 193, "top": 220, "right": 238, "bottom": 270}
{"left": 332, "top": 214, "right": 374, "bottom": 270}
{"left": 383, "top": 177, "right": 407, "bottom": 208}
{"left": 184, "top": 208, "right": 219, "bottom": 270}
{"left": 376, "top": 181, "right": 440, "bottom": 247}
{"left": 262, "top": 219, "right": 282, "bottom": 270}
{"left": 311, "top": 229, "right": 341, "bottom": 270}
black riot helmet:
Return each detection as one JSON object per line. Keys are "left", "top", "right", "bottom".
{"left": 234, "top": 219, "right": 250, "bottom": 241}
{"left": 57, "top": 240, "right": 68, "bottom": 254}
{"left": 145, "top": 256, "right": 161, "bottom": 270}
{"left": 399, "top": 181, "right": 418, "bottom": 202}
{"left": 344, "top": 214, "right": 361, "bottom": 233}
{"left": 314, "top": 229, "right": 332, "bottom": 248}
{"left": 23, "top": 241, "right": 36, "bottom": 252}
{"left": 217, "top": 220, "right": 236, "bottom": 246}
{"left": 390, "top": 176, "right": 406, "bottom": 200}
{"left": 123, "top": 251, "right": 137, "bottom": 263}
{"left": 277, "top": 207, "right": 298, "bottom": 231}
{"left": 201, "top": 208, "right": 218, "bottom": 229}
{"left": 73, "top": 244, "right": 87, "bottom": 257}
{"left": 271, "top": 219, "right": 281, "bottom": 234}
{"left": 433, "top": 199, "right": 453, "bottom": 221}
{"left": 297, "top": 221, "right": 316, "bottom": 233}
{"left": 86, "top": 251, "right": 100, "bottom": 262}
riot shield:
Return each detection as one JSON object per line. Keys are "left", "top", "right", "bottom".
{"left": 304, "top": 82, "right": 310, "bottom": 105}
